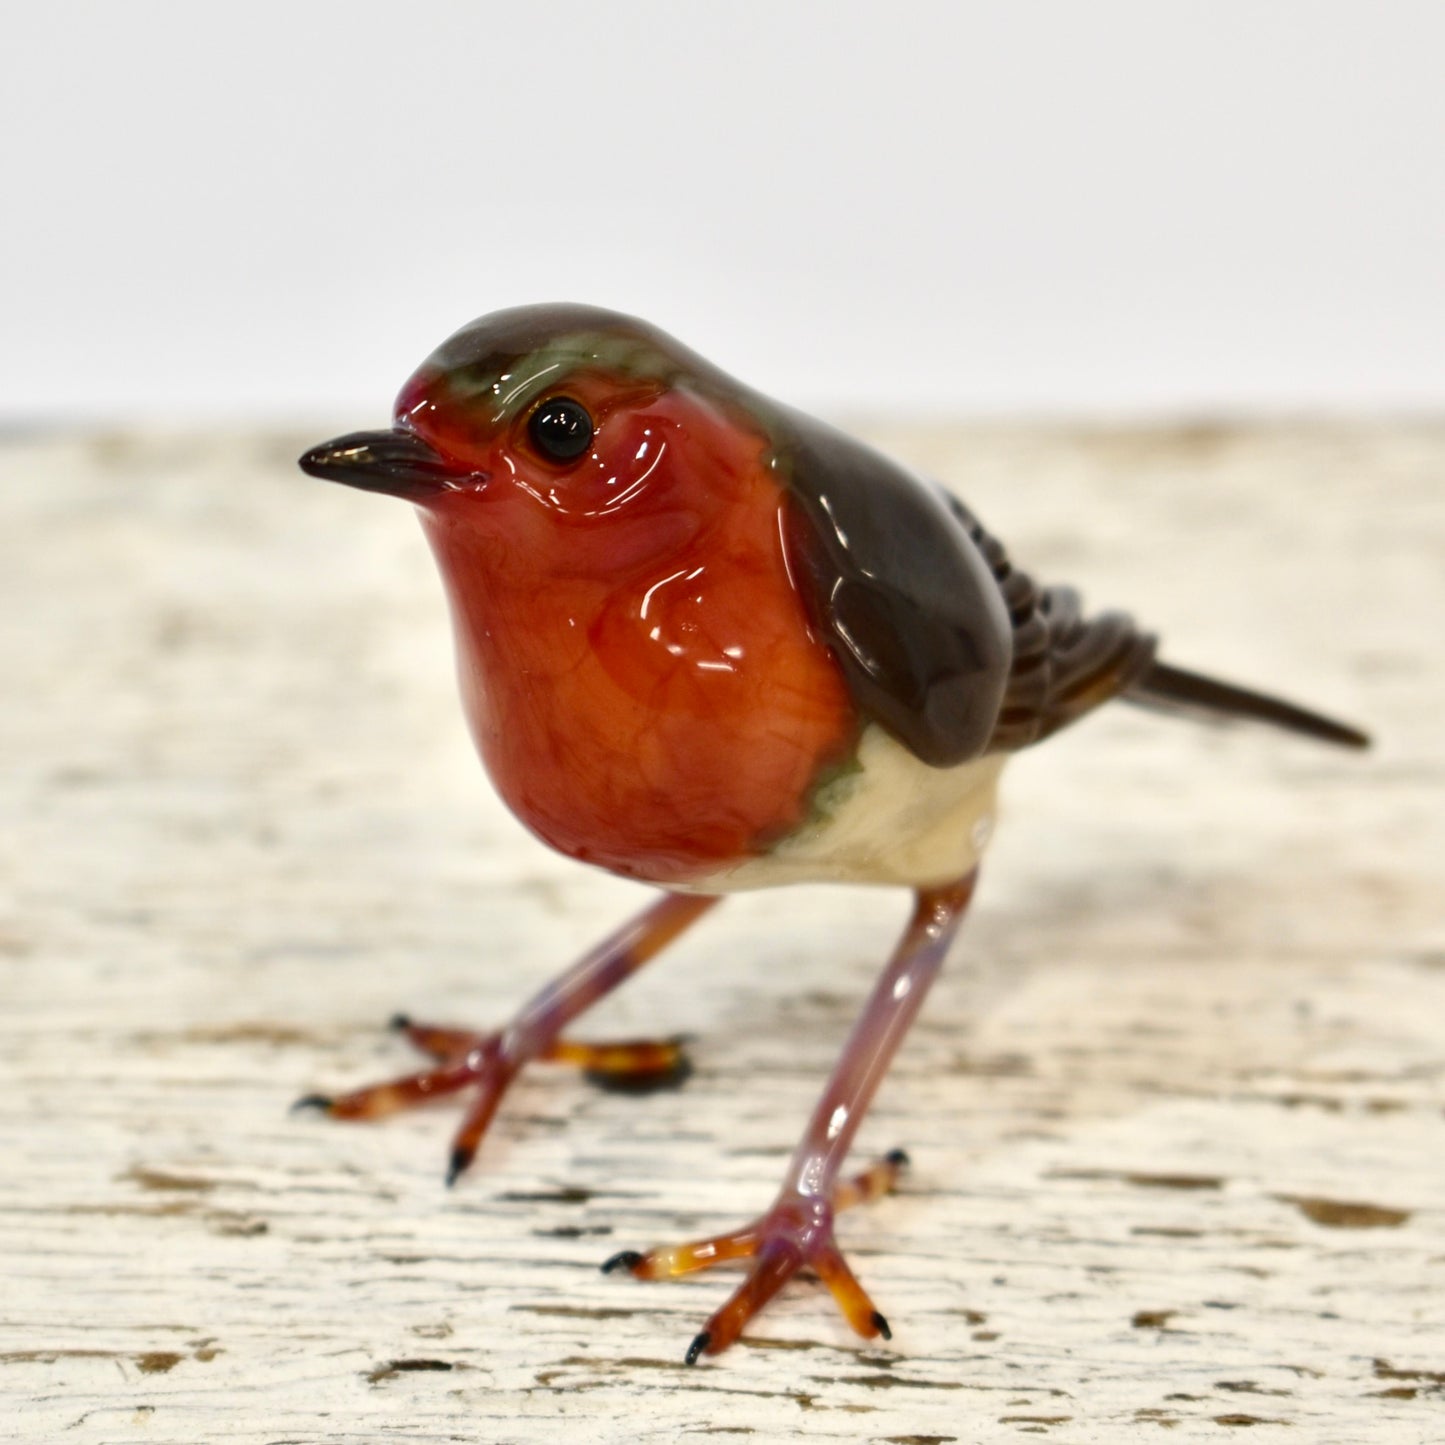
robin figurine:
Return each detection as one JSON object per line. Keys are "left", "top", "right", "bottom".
{"left": 298, "top": 304, "right": 1367, "bottom": 1363}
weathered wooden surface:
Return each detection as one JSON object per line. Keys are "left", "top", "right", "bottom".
{"left": 1, "top": 422, "right": 1440, "bottom": 1443}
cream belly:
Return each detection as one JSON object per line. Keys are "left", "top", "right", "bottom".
{"left": 685, "top": 726, "right": 1005, "bottom": 893}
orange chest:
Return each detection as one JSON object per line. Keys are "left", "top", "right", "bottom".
{"left": 418, "top": 472, "right": 858, "bottom": 884}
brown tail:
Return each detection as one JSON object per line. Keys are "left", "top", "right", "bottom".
{"left": 1126, "top": 660, "right": 1369, "bottom": 750}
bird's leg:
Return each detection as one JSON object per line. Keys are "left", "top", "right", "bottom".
{"left": 294, "top": 891, "right": 719, "bottom": 1183}
{"left": 604, "top": 873, "right": 977, "bottom": 1362}
{"left": 388, "top": 1019, "right": 695, "bottom": 1092}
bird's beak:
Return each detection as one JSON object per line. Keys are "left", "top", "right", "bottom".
{"left": 298, "top": 427, "right": 471, "bottom": 499}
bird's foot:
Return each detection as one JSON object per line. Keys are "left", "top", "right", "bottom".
{"left": 602, "top": 1148, "right": 909, "bottom": 1362}
{"left": 292, "top": 1014, "right": 692, "bottom": 1184}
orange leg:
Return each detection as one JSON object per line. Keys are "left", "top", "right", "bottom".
{"left": 294, "top": 892, "right": 717, "bottom": 1184}
{"left": 603, "top": 1148, "right": 910, "bottom": 1356}
{"left": 603, "top": 876, "right": 977, "bottom": 1362}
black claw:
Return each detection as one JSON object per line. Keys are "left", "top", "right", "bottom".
{"left": 885, "top": 1147, "right": 910, "bottom": 1168}
{"left": 445, "top": 1146, "right": 473, "bottom": 1188}
{"left": 290, "top": 1093, "right": 334, "bottom": 1115}
{"left": 871, "top": 1310, "right": 892, "bottom": 1341}
{"left": 388, "top": 1013, "right": 413, "bottom": 1032}
{"left": 685, "top": 1331, "right": 711, "bottom": 1366}
{"left": 600, "top": 1250, "right": 644, "bottom": 1275}
{"left": 584, "top": 1053, "right": 693, "bottom": 1095}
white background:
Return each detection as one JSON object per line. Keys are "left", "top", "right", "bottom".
{"left": 4, "top": 1, "right": 1441, "bottom": 421}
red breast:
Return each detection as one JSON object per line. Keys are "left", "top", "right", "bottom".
{"left": 410, "top": 381, "right": 859, "bottom": 884}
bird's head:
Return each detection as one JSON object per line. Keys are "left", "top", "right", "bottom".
{"left": 300, "top": 304, "right": 770, "bottom": 575}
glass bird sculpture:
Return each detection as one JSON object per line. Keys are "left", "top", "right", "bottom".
{"left": 298, "top": 304, "right": 1367, "bottom": 1363}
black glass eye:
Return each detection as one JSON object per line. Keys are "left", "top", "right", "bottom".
{"left": 528, "top": 396, "right": 594, "bottom": 463}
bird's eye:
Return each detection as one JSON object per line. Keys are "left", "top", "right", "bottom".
{"left": 527, "top": 396, "right": 594, "bottom": 463}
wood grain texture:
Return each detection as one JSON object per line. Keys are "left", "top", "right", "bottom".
{"left": 1, "top": 421, "right": 1440, "bottom": 1444}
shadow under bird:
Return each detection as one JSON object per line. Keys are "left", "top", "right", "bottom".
{"left": 297, "top": 303, "right": 1368, "bottom": 1364}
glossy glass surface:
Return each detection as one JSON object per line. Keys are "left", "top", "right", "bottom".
{"left": 298, "top": 304, "right": 1368, "bottom": 893}
{"left": 407, "top": 371, "right": 858, "bottom": 883}
{"left": 296, "top": 304, "right": 1369, "bottom": 1362}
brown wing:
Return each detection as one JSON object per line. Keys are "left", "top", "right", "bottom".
{"left": 945, "top": 494, "right": 1369, "bottom": 752}
{"left": 771, "top": 411, "right": 1015, "bottom": 767}
{"left": 942, "top": 496, "right": 1157, "bottom": 752}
